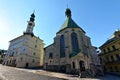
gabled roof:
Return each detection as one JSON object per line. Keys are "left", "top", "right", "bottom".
{"left": 57, "top": 8, "right": 85, "bottom": 33}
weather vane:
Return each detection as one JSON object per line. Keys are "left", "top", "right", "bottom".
{"left": 33, "top": 10, "right": 35, "bottom": 13}
{"left": 67, "top": 4, "right": 68, "bottom": 8}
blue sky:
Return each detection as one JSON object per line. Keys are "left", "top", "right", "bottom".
{"left": 0, "top": 0, "right": 120, "bottom": 49}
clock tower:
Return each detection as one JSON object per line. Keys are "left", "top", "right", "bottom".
{"left": 24, "top": 13, "right": 35, "bottom": 36}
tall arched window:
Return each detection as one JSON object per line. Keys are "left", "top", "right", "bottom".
{"left": 71, "top": 32, "right": 79, "bottom": 52}
{"left": 60, "top": 35, "right": 65, "bottom": 58}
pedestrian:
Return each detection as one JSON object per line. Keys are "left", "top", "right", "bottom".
{"left": 78, "top": 69, "right": 81, "bottom": 78}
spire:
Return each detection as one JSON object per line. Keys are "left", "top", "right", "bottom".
{"left": 30, "top": 12, "right": 35, "bottom": 22}
{"left": 57, "top": 8, "right": 85, "bottom": 33}
{"left": 65, "top": 8, "right": 71, "bottom": 17}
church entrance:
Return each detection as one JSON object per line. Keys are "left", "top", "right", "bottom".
{"left": 79, "top": 61, "right": 85, "bottom": 71}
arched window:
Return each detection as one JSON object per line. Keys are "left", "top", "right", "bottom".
{"left": 72, "top": 62, "right": 75, "bottom": 69}
{"left": 71, "top": 32, "right": 79, "bottom": 52}
{"left": 60, "top": 35, "right": 65, "bottom": 58}
{"left": 49, "top": 53, "right": 53, "bottom": 59}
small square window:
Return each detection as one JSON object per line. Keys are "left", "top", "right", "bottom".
{"left": 32, "top": 59, "right": 35, "bottom": 63}
{"left": 110, "top": 56, "right": 114, "bottom": 62}
{"left": 21, "top": 57, "right": 23, "bottom": 61}
{"left": 118, "top": 34, "right": 120, "bottom": 37}
{"left": 33, "top": 52, "right": 36, "bottom": 56}
{"left": 103, "top": 49, "right": 106, "bottom": 53}
{"left": 107, "top": 47, "right": 110, "bottom": 52}
{"left": 112, "top": 45, "right": 116, "bottom": 50}
{"left": 35, "top": 45, "right": 37, "bottom": 48}
{"left": 49, "top": 53, "right": 53, "bottom": 59}
{"left": 116, "top": 54, "right": 120, "bottom": 60}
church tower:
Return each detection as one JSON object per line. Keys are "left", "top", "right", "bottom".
{"left": 24, "top": 13, "right": 35, "bottom": 35}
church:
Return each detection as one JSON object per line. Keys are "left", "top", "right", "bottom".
{"left": 2, "top": 8, "right": 100, "bottom": 76}
{"left": 3, "top": 13, "right": 44, "bottom": 67}
{"left": 44, "top": 8, "right": 100, "bottom": 75}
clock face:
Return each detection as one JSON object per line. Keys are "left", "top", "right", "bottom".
{"left": 29, "top": 23, "right": 32, "bottom": 26}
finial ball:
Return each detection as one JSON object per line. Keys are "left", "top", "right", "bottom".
{"left": 65, "top": 8, "right": 71, "bottom": 17}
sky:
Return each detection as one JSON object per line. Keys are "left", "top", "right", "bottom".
{"left": 0, "top": 0, "right": 120, "bottom": 50}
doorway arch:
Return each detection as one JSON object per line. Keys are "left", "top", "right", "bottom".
{"left": 79, "top": 60, "right": 85, "bottom": 71}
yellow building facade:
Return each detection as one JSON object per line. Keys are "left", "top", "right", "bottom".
{"left": 100, "top": 30, "right": 120, "bottom": 73}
